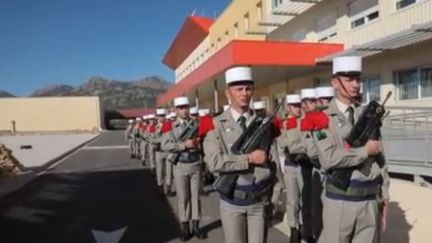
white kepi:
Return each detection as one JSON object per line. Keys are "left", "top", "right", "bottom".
{"left": 315, "top": 87, "right": 335, "bottom": 98}
{"left": 301, "top": 88, "right": 317, "bottom": 100}
{"left": 253, "top": 101, "right": 266, "bottom": 110}
{"left": 333, "top": 56, "right": 362, "bottom": 74}
{"left": 225, "top": 66, "right": 253, "bottom": 85}
{"left": 174, "top": 96, "right": 189, "bottom": 107}
{"left": 286, "top": 94, "right": 301, "bottom": 104}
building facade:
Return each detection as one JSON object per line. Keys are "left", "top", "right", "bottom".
{"left": 159, "top": 0, "right": 432, "bottom": 110}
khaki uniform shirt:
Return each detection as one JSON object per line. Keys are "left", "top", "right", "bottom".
{"left": 315, "top": 99, "right": 390, "bottom": 200}
{"left": 203, "top": 109, "right": 282, "bottom": 186}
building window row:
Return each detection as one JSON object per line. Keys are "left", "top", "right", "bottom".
{"left": 396, "top": 0, "right": 418, "bottom": 10}
{"left": 395, "top": 67, "right": 432, "bottom": 100}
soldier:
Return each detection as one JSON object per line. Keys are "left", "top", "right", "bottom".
{"left": 132, "top": 117, "right": 143, "bottom": 159}
{"left": 138, "top": 116, "right": 148, "bottom": 164}
{"left": 277, "top": 94, "right": 305, "bottom": 243}
{"left": 162, "top": 96, "right": 207, "bottom": 241}
{"left": 197, "top": 108, "right": 213, "bottom": 197}
{"left": 203, "top": 66, "right": 281, "bottom": 243}
{"left": 309, "top": 86, "right": 335, "bottom": 239}
{"left": 147, "top": 114, "right": 157, "bottom": 175}
{"left": 315, "top": 87, "right": 334, "bottom": 109}
{"left": 153, "top": 108, "right": 175, "bottom": 197}
{"left": 253, "top": 100, "right": 285, "bottom": 221}
{"left": 298, "top": 88, "right": 321, "bottom": 243}
{"left": 125, "top": 119, "right": 135, "bottom": 158}
{"left": 312, "top": 56, "right": 389, "bottom": 243}
{"left": 190, "top": 107, "right": 199, "bottom": 121}
{"left": 253, "top": 101, "right": 267, "bottom": 117}
{"left": 169, "top": 112, "right": 177, "bottom": 121}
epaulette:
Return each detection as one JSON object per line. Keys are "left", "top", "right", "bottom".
{"left": 148, "top": 124, "right": 156, "bottom": 133}
{"left": 285, "top": 117, "right": 297, "bottom": 130}
{"left": 160, "top": 121, "right": 172, "bottom": 133}
{"left": 198, "top": 115, "right": 214, "bottom": 137}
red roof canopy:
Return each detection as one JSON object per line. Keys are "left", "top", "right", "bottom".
{"left": 163, "top": 16, "right": 214, "bottom": 70}
{"left": 157, "top": 40, "right": 344, "bottom": 106}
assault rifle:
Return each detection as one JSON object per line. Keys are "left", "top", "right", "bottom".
{"left": 328, "top": 92, "right": 392, "bottom": 190}
{"left": 166, "top": 121, "right": 199, "bottom": 165}
{"left": 213, "top": 103, "right": 283, "bottom": 198}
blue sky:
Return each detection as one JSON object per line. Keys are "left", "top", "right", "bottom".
{"left": 0, "top": 0, "right": 230, "bottom": 96}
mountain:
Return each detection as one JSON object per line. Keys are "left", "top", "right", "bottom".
{"left": 30, "top": 76, "right": 172, "bottom": 110}
{"left": 31, "top": 85, "right": 75, "bottom": 97}
{"left": 0, "top": 91, "right": 15, "bottom": 97}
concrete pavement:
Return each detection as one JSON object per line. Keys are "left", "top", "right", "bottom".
{"left": 0, "top": 132, "right": 100, "bottom": 168}
{"left": 0, "top": 132, "right": 100, "bottom": 196}
{"left": 0, "top": 130, "right": 431, "bottom": 243}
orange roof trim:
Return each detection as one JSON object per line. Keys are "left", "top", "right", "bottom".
{"left": 158, "top": 40, "right": 344, "bottom": 106}
{"left": 163, "top": 16, "right": 214, "bottom": 70}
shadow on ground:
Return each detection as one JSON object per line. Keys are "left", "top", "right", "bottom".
{"left": 0, "top": 168, "right": 179, "bottom": 243}
{"left": 381, "top": 201, "right": 411, "bottom": 243}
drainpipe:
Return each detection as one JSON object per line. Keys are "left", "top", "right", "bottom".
{"left": 214, "top": 80, "right": 219, "bottom": 113}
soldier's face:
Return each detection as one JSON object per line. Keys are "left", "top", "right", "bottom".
{"left": 157, "top": 116, "right": 165, "bottom": 122}
{"left": 332, "top": 75, "right": 361, "bottom": 100}
{"left": 176, "top": 105, "right": 189, "bottom": 119}
{"left": 288, "top": 104, "right": 301, "bottom": 117}
{"left": 302, "top": 99, "right": 316, "bottom": 112}
{"left": 225, "top": 84, "right": 254, "bottom": 110}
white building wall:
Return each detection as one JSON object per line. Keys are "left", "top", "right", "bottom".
{"left": 174, "top": 36, "right": 210, "bottom": 83}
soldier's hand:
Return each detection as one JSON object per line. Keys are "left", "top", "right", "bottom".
{"left": 184, "top": 139, "right": 196, "bottom": 149}
{"left": 365, "top": 140, "right": 381, "bottom": 156}
{"left": 247, "top": 150, "right": 267, "bottom": 165}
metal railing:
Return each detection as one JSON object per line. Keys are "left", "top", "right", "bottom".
{"left": 382, "top": 106, "right": 432, "bottom": 177}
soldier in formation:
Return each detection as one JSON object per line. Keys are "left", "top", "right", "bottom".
{"left": 126, "top": 55, "right": 389, "bottom": 243}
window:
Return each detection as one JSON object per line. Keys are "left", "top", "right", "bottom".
{"left": 396, "top": 0, "right": 416, "bottom": 9}
{"left": 395, "top": 67, "right": 432, "bottom": 100}
{"left": 244, "top": 13, "right": 250, "bottom": 31}
{"left": 316, "top": 12, "right": 338, "bottom": 42}
{"left": 420, "top": 68, "right": 432, "bottom": 97}
{"left": 396, "top": 69, "right": 418, "bottom": 100}
{"left": 348, "top": 0, "right": 379, "bottom": 29}
{"left": 234, "top": 23, "right": 239, "bottom": 38}
{"left": 273, "top": 0, "right": 284, "bottom": 9}
{"left": 217, "top": 38, "right": 222, "bottom": 49}
{"left": 362, "top": 74, "right": 381, "bottom": 103}
{"left": 225, "top": 31, "right": 229, "bottom": 44}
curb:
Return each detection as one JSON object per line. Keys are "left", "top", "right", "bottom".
{"left": 0, "top": 132, "right": 103, "bottom": 197}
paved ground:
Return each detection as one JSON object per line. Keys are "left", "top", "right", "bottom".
{"left": 1, "top": 130, "right": 431, "bottom": 243}
{"left": 0, "top": 131, "right": 286, "bottom": 243}
{"left": 0, "top": 132, "right": 99, "bottom": 168}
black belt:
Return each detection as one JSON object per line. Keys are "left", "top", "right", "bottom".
{"left": 178, "top": 152, "right": 201, "bottom": 163}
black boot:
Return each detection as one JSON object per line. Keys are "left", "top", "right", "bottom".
{"left": 179, "top": 222, "right": 190, "bottom": 241}
{"left": 192, "top": 220, "right": 207, "bottom": 239}
{"left": 290, "top": 227, "right": 300, "bottom": 243}
{"left": 166, "top": 186, "right": 175, "bottom": 197}
{"left": 158, "top": 185, "right": 165, "bottom": 197}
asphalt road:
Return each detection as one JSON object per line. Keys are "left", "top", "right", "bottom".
{"left": 0, "top": 131, "right": 287, "bottom": 243}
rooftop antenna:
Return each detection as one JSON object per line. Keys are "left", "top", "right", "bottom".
{"left": 191, "top": 8, "right": 197, "bottom": 16}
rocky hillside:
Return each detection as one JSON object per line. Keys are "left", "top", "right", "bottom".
{"left": 0, "top": 91, "right": 15, "bottom": 98}
{"left": 32, "top": 85, "right": 75, "bottom": 97}
{"left": 28, "top": 76, "right": 172, "bottom": 110}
